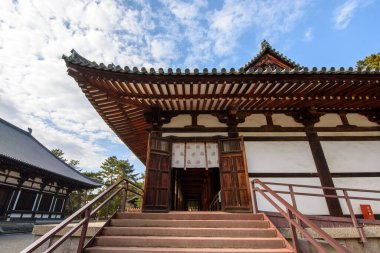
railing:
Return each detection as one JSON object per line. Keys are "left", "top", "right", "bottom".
{"left": 21, "top": 178, "right": 143, "bottom": 253}
{"left": 252, "top": 179, "right": 380, "bottom": 244}
{"left": 209, "top": 190, "right": 221, "bottom": 211}
{"left": 252, "top": 179, "right": 350, "bottom": 253}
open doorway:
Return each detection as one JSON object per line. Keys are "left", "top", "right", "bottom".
{"left": 171, "top": 168, "right": 220, "bottom": 211}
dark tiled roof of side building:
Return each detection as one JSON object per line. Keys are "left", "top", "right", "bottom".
{"left": 0, "top": 117, "right": 101, "bottom": 188}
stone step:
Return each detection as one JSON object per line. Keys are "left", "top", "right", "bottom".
{"left": 93, "top": 236, "right": 286, "bottom": 249}
{"left": 85, "top": 246, "right": 294, "bottom": 253}
{"left": 102, "top": 227, "right": 277, "bottom": 237}
{"left": 115, "top": 212, "right": 264, "bottom": 220}
{"left": 109, "top": 219, "right": 270, "bottom": 228}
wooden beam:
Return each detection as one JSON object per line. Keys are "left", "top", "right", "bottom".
{"left": 249, "top": 172, "right": 380, "bottom": 178}
{"left": 291, "top": 108, "right": 343, "bottom": 217}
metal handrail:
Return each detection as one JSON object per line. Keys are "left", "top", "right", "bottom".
{"left": 252, "top": 179, "right": 350, "bottom": 253}
{"left": 252, "top": 180, "right": 380, "bottom": 243}
{"left": 21, "top": 178, "right": 143, "bottom": 253}
{"left": 209, "top": 190, "right": 221, "bottom": 211}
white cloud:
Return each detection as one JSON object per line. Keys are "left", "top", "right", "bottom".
{"left": 334, "top": 0, "right": 359, "bottom": 29}
{"left": 0, "top": 0, "right": 310, "bottom": 172}
{"left": 151, "top": 39, "right": 179, "bottom": 62}
{"left": 0, "top": 0, "right": 165, "bottom": 171}
{"left": 333, "top": 0, "right": 374, "bottom": 30}
{"left": 159, "top": 0, "right": 308, "bottom": 67}
{"left": 304, "top": 27, "right": 313, "bottom": 42}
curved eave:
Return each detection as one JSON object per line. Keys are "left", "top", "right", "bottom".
{"left": 63, "top": 50, "right": 380, "bottom": 163}
{"left": 0, "top": 154, "right": 101, "bottom": 189}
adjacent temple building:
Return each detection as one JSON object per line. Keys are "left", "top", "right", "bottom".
{"left": 63, "top": 41, "right": 380, "bottom": 217}
{"left": 0, "top": 118, "right": 100, "bottom": 220}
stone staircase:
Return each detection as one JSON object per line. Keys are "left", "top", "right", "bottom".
{"left": 85, "top": 212, "right": 293, "bottom": 253}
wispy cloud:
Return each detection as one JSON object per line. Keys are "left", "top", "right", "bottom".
{"left": 333, "top": 0, "right": 374, "bottom": 30}
{"left": 0, "top": 0, "right": 310, "bottom": 172}
{"left": 0, "top": 0, "right": 161, "bottom": 171}
{"left": 304, "top": 27, "right": 313, "bottom": 42}
{"left": 160, "top": 0, "right": 308, "bottom": 67}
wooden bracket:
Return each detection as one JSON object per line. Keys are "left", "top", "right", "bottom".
{"left": 288, "top": 107, "right": 325, "bottom": 127}
{"left": 361, "top": 111, "right": 380, "bottom": 125}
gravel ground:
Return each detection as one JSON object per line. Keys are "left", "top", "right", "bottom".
{"left": 0, "top": 233, "right": 34, "bottom": 253}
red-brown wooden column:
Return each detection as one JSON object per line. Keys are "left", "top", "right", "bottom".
{"left": 291, "top": 109, "right": 343, "bottom": 217}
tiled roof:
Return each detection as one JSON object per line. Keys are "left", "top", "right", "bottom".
{"left": 0, "top": 118, "right": 101, "bottom": 188}
{"left": 63, "top": 48, "right": 380, "bottom": 163}
{"left": 63, "top": 49, "right": 380, "bottom": 76}
{"left": 243, "top": 40, "right": 302, "bottom": 70}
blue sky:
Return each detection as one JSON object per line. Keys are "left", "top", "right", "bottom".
{"left": 0, "top": 0, "right": 379, "bottom": 176}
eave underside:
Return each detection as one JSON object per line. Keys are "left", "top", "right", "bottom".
{"left": 67, "top": 64, "right": 380, "bottom": 163}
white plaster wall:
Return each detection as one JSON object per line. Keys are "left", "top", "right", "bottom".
{"left": 162, "top": 132, "right": 228, "bottom": 137}
{"left": 163, "top": 115, "right": 191, "bottom": 127}
{"left": 347, "top": 113, "right": 378, "bottom": 127}
{"left": 244, "top": 142, "right": 316, "bottom": 173}
{"left": 315, "top": 114, "right": 342, "bottom": 127}
{"left": 272, "top": 114, "right": 303, "bottom": 127}
{"left": 198, "top": 114, "right": 226, "bottom": 127}
{"left": 321, "top": 141, "right": 380, "bottom": 173}
{"left": 318, "top": 131, "right": 380, "bottom": 136}
{"left": 240, "top": 132, "right": 306, "bottom": 137}
{"left": 250, "top": 177, "right": 329, "bottom": 215}
{"left": 333, "top": 178, "right": 380, "bottom": 215}
{"left": 238, "top": 114, "right": 266, "bottom": 127}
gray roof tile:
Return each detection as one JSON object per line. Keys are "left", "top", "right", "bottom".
{"left": 63, "top": 49, "right": 380, "bottom": 76}
{"left": 0, "top": 118, "right": 101, "bottom": 188}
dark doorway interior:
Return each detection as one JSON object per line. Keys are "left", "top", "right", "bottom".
{"left": 171, "top": 168, "right": 220, "bottom": 211}
{"left": 0, "top": 187, "right": 13, "bottom": 219}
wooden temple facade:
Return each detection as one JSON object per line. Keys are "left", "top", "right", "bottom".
{"left": 0, "top": 118, "right": 101, "bottom": 220}
{"left": 63, "top": 41, "right": 380, "bottom": 216}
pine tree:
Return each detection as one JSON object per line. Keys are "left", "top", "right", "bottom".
{"left": 99, "top": 156, "right": 138, "bottom": 186}
{"left": 357, "top": 53, "right": 380, "bottom": 68}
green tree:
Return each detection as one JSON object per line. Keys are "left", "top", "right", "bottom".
{"left": 99, "top": 156, "right": 139, "bottom": 186}
{"left": 51, "top": 148, "right": 81, "bottom": 170}
{"left": 357, "top": 53, "right": 380, "bottom": 68}
{"left": 95, "top": 156, "right": 141, "bottom": 218}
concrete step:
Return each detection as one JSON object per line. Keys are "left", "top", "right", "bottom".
{"left": 115, "top": 212, "right": 264, "bottom": 220}
{"left": 85, "top": 246, "right": 294, "bottom": 253}
{"left": 93, "top": 236, "right": 286, "bottom": 249}
{"left": 102, "top": 227, "right": 277, "bottom": 237}
{"left": 109, "top": 219, "right": 270, "bottom": 228}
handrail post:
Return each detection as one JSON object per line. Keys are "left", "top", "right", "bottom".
{"left": 287, "top": 208, "right": 300, "bottom": 253}
{"left": 77, "top": 207, "right": 91, "bottom": 253}
{"left": 343, "top": 190, "right": 367, "bottom": 243}
{"left": 252, "top": 181, "right": 259, "bottom": 213}
{"left": 289, "top": 185, "right": 303, "bottom": 237}
{"left": 121, "top": 180, "right": 129, "bottom": 212}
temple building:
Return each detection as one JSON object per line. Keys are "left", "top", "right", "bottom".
{"left": 63, "top": 40, "right": 380, "bottom": 217}
{"left": 0, "top": 118, "right": 101, "bottom": 220}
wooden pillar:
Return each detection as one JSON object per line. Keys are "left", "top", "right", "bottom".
{"left": 31, "top": 181, "right": 47, "bottom": 219}
{"left": 291, "top": 109, "right": 343, "bottom": 217}
{"left": 7, "top": 173, "right": 28, "bottom": 215}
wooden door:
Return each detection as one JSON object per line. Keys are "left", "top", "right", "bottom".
{"left": 142, "top": 135, "right": 172, "bottom": 212}
{"left": 219, "top": 137, "right": 252, "bottom": 212}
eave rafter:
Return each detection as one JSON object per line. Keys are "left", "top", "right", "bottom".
{"left": 68, "top": 66, "right": 380, "bottom": 111}
{"left": 63, "top": 51, "right": 380, "bottom": 164}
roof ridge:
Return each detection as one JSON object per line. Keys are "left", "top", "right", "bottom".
{"left": 63, "top": 49, "right": 380, "bottom": 75}
{"left": 242, "top": 40, "right": 302, "bottom": 71}
{"left": 0, "top": 117, "right": 31, "bottom": 136}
